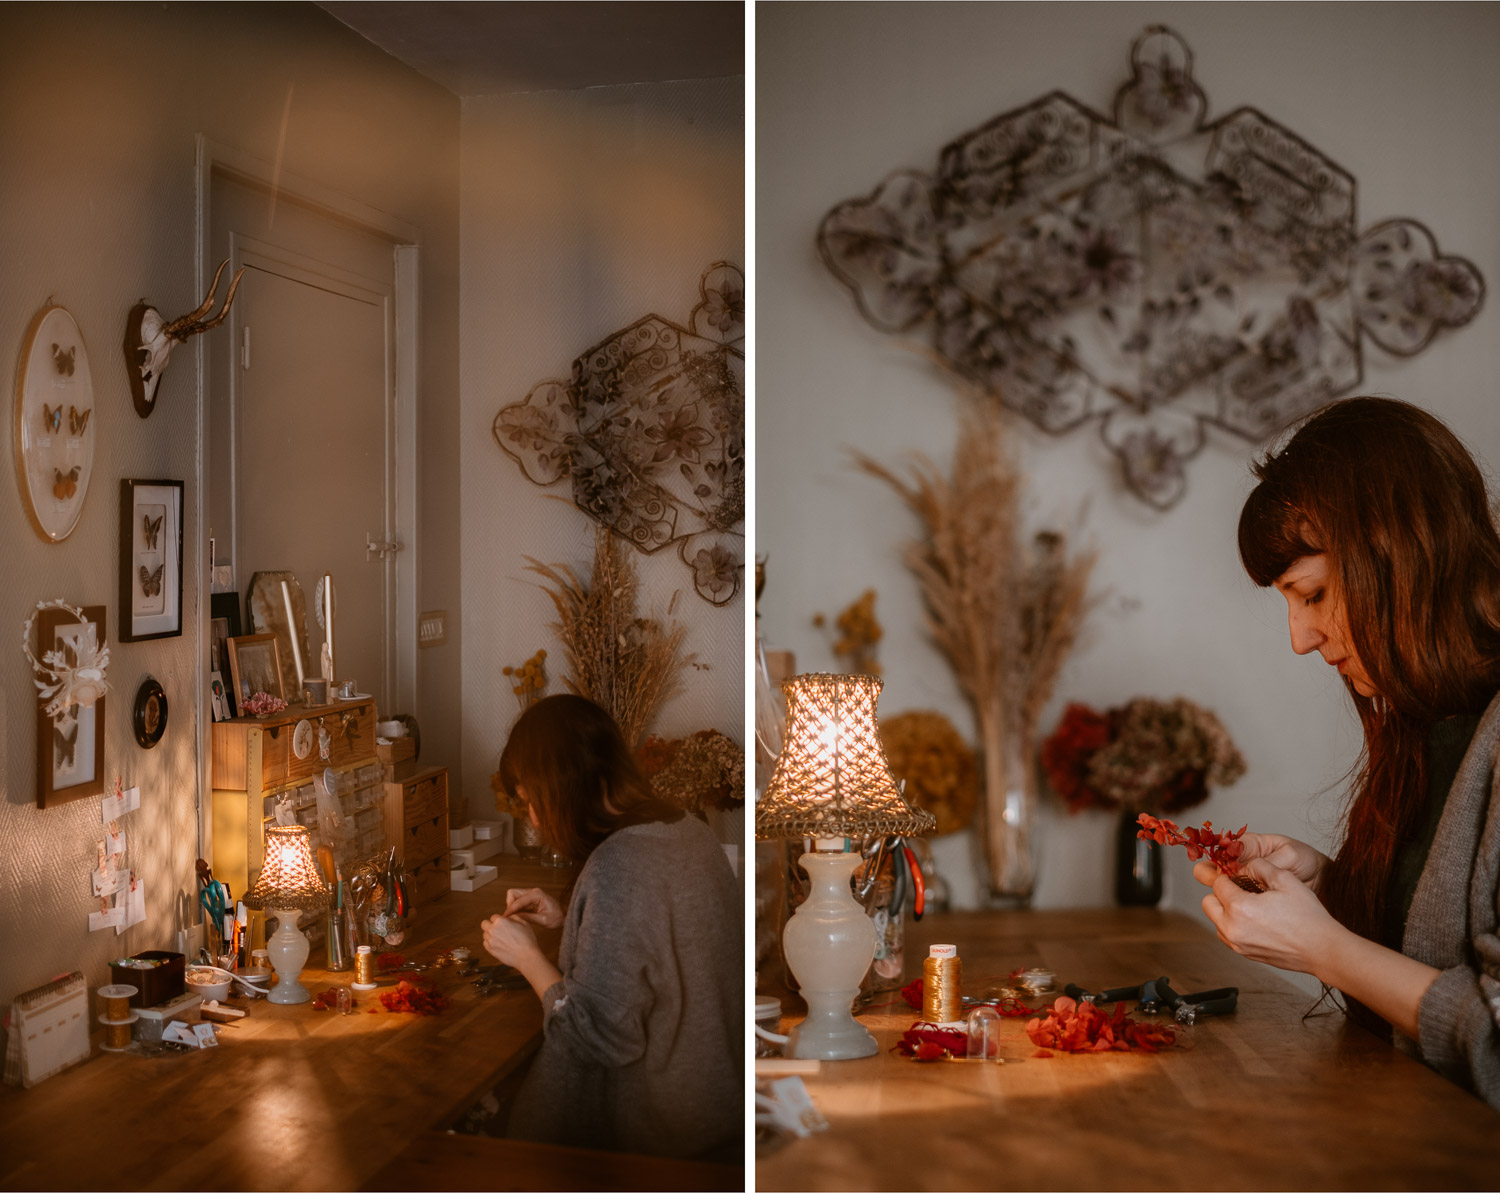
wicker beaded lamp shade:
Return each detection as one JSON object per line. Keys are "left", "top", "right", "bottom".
{"left": 757, "top": 672, "right": 936, "bottom": 841}
{"left": 245, "top": 825, "right": 330, "bottom": 913}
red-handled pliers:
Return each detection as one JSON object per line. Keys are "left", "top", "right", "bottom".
{"left": 902, "top": 843, "right": 926, "bottom": 920}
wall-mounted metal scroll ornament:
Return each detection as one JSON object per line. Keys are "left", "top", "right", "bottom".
{"left": 494, "top": 262, "right": 745, "bottom": 604}
{"left": 817, "top": 27, "right": 1485, "bottom": 509}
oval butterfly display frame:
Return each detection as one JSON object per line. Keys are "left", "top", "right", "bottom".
{"left": 13, "top": 304, "right": 95, "bottom": 543}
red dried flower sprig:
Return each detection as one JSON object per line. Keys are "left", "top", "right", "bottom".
{"left": 1025, "top": 995, "right": 1177, "bottom": 1056}
{"left": 311, "top": 988, "right": 355, "bottom": 1011}
{"left": 377, "top": 952, "right": 405, "bottom": 971}
{"left": 1136, "top": 814, "right": 1267, "bottom": 893}
{"left": 378, "top": 979, "right": 449, "bottom": 1015}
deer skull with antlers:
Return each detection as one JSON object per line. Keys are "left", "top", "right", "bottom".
{"left": 124, "top": 259, "right": 245, "bottom": 417}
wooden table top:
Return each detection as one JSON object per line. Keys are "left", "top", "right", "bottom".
{"left": 0, "top": 857, "right": 570, "bottom": 1192}
{"left": 756, "top": 908, "right": 1500, "bottom": 1192}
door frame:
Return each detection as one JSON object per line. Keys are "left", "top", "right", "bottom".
{"left": 193, "top": 135, "right": 421, "bottom": 863}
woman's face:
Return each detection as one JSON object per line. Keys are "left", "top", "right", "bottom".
{"left": 1274, "top": 554, "right": 1377, "bottom": 698}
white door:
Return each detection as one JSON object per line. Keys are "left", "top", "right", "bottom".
{"left": 209, "top": 172, "right": 400, "bottom": 713}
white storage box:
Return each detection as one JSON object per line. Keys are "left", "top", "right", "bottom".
{"left": 470, "top": 820, "right": 503, "bottom": 840}
{"left": 449, "top": 824, "right": 474, "bottom": 849}
{"left": 471, "top": 836, "right": 501, "bottom": 863}
{"left": 451, "top": 864, "right": 497, "bottom": 892}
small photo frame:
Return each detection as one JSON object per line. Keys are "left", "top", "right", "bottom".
{"left": 35, "top": 604, "right": 106, "bottom": 808}
{"left": 119, "top": 479, "right": 183, "bottom": 642}
{"left": 228, "top": 633, "right": 283, "bottom": 706}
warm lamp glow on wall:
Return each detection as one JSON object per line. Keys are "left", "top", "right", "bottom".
{"left": 756, "top": 672, "right": 935, "bottom": 1059}
{"left": 244, "top": 825, "right": 330, "bottom": 1005}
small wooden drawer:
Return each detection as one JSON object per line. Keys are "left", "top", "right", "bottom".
{"left": 323, "top": 705, "right": 374, "bottom": 769}
{"left": 401, "top": 772, "right": 448, "bottom": 829}
{"left": 410, "top": 854, "right": 450, "bottom": 906}
{"left": 405, "top": 815, "right": 446, "bottom": 867}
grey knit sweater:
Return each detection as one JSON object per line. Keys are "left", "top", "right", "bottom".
{"left": 1403, "top": 688, "right": 1500, "bottom": 1109}
{"left": 507, "top": 814, "right": 743, "bottom": 1156}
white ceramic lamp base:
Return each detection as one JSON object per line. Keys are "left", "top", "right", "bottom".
{"left": 782, "top": 849, "right": 879, "bottom": 1060}
{"left": 266, "top": 908, "right": 312, "bottom": 1005}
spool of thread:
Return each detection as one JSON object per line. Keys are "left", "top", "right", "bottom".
{"left": 352, "top": 945, "right": 376, "bottom": 989}
{"left": 97, "top": 1009, "right": 140, "bottom": 1053}
{"left": 922, "top": 943, "right": 962, "bottom": 1024}
{"left": 98, "top": 984, "right": 138, "bottom": 1022}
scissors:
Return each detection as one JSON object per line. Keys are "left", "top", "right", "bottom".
{"left": 198, "top": 865, "right": 227, "bottom": 956}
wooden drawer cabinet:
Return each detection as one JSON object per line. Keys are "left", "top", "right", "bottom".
{"left": 211, "top": 697, "right": 383, "bottom": 897}
{"left": 383, "top": 765, "right": 449, "bottom": 906}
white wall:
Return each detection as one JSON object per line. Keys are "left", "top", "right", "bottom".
{"left": 458, "top": 78, "right": 746, "bottom": 823}
{"left": 0, "top": 3, "right": 460, "bottom": 1016}
{"left": 756, "top": 2, "right": 1500, "bottom": 913}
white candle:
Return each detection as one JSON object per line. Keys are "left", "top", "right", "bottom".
{"left": 280, "top": 580, "right": 305, "bottom": 687}
{"left": 323, "top": 573, "right": 334, "bottom": 680}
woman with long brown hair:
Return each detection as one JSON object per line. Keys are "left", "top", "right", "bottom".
{"left": 479, "top": 694, "right": 742, "bottom": 1157}
{"left": 1203, "top": 396, "right": 1500, "bottom": 1107}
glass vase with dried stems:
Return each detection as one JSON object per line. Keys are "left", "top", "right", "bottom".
{"left": 854, "top": 401, "right": 1098, "bottom": 905}
{"left": 525, "top": 525, "right": 691, "bottom": 749}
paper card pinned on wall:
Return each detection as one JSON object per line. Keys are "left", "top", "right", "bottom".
{"left": 89, "top": 903, "right": 125, "bottom": 932}
{"left": 106, "top": 828, "right": 125, "bottom": 856}
{"left": 115, "top": 876, "right": 145, "bottom": 935}
{"left": 100, "top": 785, "right": 140, "bottom": 823}
{"left": 91, "top": 867, "right": 123, "bottom": 898}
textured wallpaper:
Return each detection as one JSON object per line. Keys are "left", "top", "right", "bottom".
{"left": 458, "top": 77, "right": 746, "bottom": 826}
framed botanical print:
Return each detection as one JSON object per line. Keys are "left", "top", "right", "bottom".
{"left": 228, "top": 633, "right": 283, "bottom": 706}
{"left": 119, "top": 479, "right": 183, "bottom": 642}
{"left": 35, "top": 604, "right": 106, "bottom": 808}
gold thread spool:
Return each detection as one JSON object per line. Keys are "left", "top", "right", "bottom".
{"left": 353, "top": 945, "right": 376, "bottom": 987}
{"left": 922, "top": 944, "right": 962, "bottom": 1023}
{"left": 97, "top": 1008, "right": 139, "bottom": 1053}
{"left": 98, "top": 983, "right": 137, "bottom": 1022}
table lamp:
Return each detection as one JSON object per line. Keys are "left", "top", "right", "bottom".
{"left": 756, "top": 672, "right": 935, "bottom": 1059}
{"left": 245, "top": 825, "right": 331, "bottom": 1005}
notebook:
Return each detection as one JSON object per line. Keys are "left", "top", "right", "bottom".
{"left": 3, "top": 971, "right": 90, "bottom": 1088}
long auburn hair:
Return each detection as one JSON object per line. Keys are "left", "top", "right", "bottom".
{"left": 1238, "top": 397, "right": 1500, "bottom": 959}
{"left": 498, "top": 694, "right": 681, "bottom": 864}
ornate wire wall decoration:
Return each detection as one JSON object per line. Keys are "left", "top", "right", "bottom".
{"left": 494, "top": 262, "right": 745, "bottom": 605}
{"left": 817, "top": 27, "right": 1485, "bottom": 509}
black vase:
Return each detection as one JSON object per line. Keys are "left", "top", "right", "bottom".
{"left": 1114, "top": 810, "right": 1162, "bottom": 906}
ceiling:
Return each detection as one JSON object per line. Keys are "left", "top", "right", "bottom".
{"left": 317, "top": 1, "right": 745, "bottom": 97}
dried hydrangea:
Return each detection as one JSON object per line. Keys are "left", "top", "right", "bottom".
{"left": 637, "top": 729, "right": 744, "bottom": 814}
{"left": 878, "top": 710, "right": 978, "bottom": 836}
{"left": 1043, "top": 696, "right": 1244, "bottom": 814}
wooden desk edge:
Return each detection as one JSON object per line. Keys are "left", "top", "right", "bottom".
{"left": 362, "top": 1130, "right": 744, "bottom": 1193}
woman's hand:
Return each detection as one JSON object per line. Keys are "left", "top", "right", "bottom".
{"left": 481, "top": 912, "right": 543, "bottom": 968}
{"left": 1191, "top": 831, "right": 1329, "bottom": 891}
{"left": 1198, "top": 858, "right": 1343, "bottom": 974}
{"left": 504, "top": 886, "right": 564, "bottom": 929}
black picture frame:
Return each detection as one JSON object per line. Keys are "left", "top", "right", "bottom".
{"left": 119, "top": 478, "right": 184, "bottom": 642}
{"left": 210, "top": 592, "right": 242, "bottom": 718}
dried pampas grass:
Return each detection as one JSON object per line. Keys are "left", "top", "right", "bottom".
{"left": 852, "top": 398, "right": 1097, "bottom": 896}
{"left": 526, "top": 526, "right": 691, "bottom": 748}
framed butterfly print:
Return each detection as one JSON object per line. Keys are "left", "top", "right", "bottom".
{"left": 13, "top": 304, "right": 95, "bottom": 543}
{"left": 119, "top": 479, "right": 183, "bottom": 642}
{"left": 35, "top": 604, "right": 106, "bottom": 808}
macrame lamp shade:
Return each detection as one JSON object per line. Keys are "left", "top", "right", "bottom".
{"left": 245, "top": 825, "right": 329, "bottom": 1005}
{"left": 756, "top": 672, "right": 936, "bottom": 842}
{"left": 756, "top": 672, "right": 934, "bottom": 1061}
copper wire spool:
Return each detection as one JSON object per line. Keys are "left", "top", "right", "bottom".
{"left": 353, "top": 946, "right": 376, "bottom": 987}
{"left": 922, "top": 944, "right": 962, "bottom": 1023}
